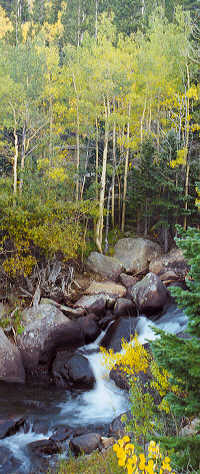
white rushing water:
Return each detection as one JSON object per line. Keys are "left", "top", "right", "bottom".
{"left": 0, "top": 304, "right": 188, "bottom": 473}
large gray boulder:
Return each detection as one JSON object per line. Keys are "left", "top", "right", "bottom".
{"left": 85, "top": 281, "right": 126, "bottom": 298}
{"left": 114, "top": 238, "right": 162, "bottom": 274}
{"left": 74, "top": 294, "right": 108, "bottom": 315}
{"left": 113, "top": 298, "right": 136, "bottom": 317}
{"left": 149, "top": 247, "right": 188, "bottom": 280}
{"left": 86, "top": 252, "right": 123, "bottom": 280}
{"left": 17, "top": 304, "right": 84, "bottom": 371}
{"left": 130, "top": 272, "right": 169, "bottom": 315}
{"left": 69, "top": 433, "right": 102, "bottom": 456}
{"left": 0, "top": 329, "right": 25, "bottom": 383}
{"left": 101, "top": 316, "right": 136, "bottom": 352}
{"left": 52, "top": 352, "right": 95, "bottom": 389}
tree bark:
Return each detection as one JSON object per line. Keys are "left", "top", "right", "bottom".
{"left": 121, "top": 104, "right": 131, "bottom": 233}
{"left": 95, "top": 98, "right": 109, "bottom": 253}
{"left": 111, "top": 102, "right": 116, "bottom": 228}
{"left": 19, "top": 121, "right": 26, "bottom": 193}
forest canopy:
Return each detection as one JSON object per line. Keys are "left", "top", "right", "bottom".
{"left": 0, "top": 0, "right": 199, "bottom": 276}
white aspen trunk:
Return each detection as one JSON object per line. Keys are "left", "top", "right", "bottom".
{"left": 77, "top": 0, "right": 81, "bottom": 47}
{"left": 10, "top": 104, "right": 18, "bottom": 194}
{"left": 140, "top": 99, "right": 146, "bottom": 144}
{"left": 71, "top": 72, "right": 80, "bottom": 202}
{"left": 121, "top": 104, "right": 131, "bottom": 233}
{"left": 95, "top": 117, "right": 99, "bottom": 200}
{"left": 13, "top": 126, "right": 18, "bottom": 195}
{"left": 49, "top": 96, "right": 53, "bottom": 166}
{"left": 19, "top": 121, "right": 26, "bottom": 193}
{"left": 76, "top": 121, "right": 80, "bottom": 202}
{"left": 111, "top": 103, "right": 116, "bottom": 228}
{"left": 95, "top": 98, "right": 109, "bottom": 253}
{"left": 95, "top": 0, "right": 98, "bottom": 40}
{"left": 183, "top": 65, "right": 190, "bottom": 231}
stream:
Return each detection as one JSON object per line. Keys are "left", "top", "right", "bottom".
{"left": 0, "top": 304, "right": 188, "bottom": 473}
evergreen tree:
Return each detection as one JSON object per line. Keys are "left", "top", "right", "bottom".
{"left": 152, "top": 226, "right": 200, "bottom": 417}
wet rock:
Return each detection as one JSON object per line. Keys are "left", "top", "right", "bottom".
{"left": 0, "top": 416, "right": 25, "bottom": 439}
{"left": 50, "top": 426, "right": 73, "bottom": 443}
{"left": 17, "top": 304, "right": 84, "bottom": 371}
{"left": 86, "top": 252, "right": 123, "bottom": 280}
{"left": 149, "top": 247, "right": 188, "bottom": 280}
{"left": 69, "top": 433, "right": 102, "bottom": 455}
{"left": 85, "top": 281, "right": 126, "bottom": 298}
{"left": 120, "top": 274, "right": 139, "bottom": 289}
{"left": 52, "top": 352, "right": 95, "bottom": 389}
{"left": 109, "top": 411, "right": 131, "bottom": 438}
{"left": 101, "top": 317, "right": 136, "bottom": 352}
{"left": 79, "top": 313, "right": 100, "bottom": 344}
{"left": 0, "top": 329, "right": 25, "bottom": 383}
{"left": 159, "top": 271, "right": 179, "bottom": 282}
{"left": 130, "top": 273, "right": 169, "bottom": 315}
{"left": 74, "top": 294, "right": 107, "bottom": 316}
{"left": 99, "top": 311, "right": 116, "bottom": 330}
{"left": 114, "top": 238, "right": 162, "bottom": 274}
{"left": 113, "top": 298, "right": 136, "bottom": 317}
{"left": 28, "top": 439, "right": 61, "bottom": 456}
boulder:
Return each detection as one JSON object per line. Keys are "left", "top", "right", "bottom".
{"left": 74, "top": 294, "right": 107, "bottom": 315}
{"left": 120, "top": 274, "right": 139, "bottom": 289}
{"left": 28, "top": 439, "right": 61, "bottom": 456}
{"left": 179, "top": 418, "right": 200, "bottom": 437}
{"left": 17, "top": 304, "right": 84, "bottom": 371}
{"left": 130, "top": 273, "right": 169, "bottom": 315}
{"left": 86, "top": 252, "right": 123, "bottom": 280}
{"left": 85, "top": 281, "right": 126, "bottom": 298}
{"left": 40, "top": 298, "right": 85, "bottom": 319}
{"left": 79, "top": 313, "right": 100, "bottom": 344}
{"left": 159, "top": 271, "right": 179, "bottom": 282}
{"left": 114, "top": 238, "right": 162, "bottom": 274}
{"left": 0, "top": 416, "right": 25, "bottom": 439}
{"left": 101, "top": 317, "right": 136, "bottom": 352}
{"left": 69, "top": 433, "right": 102, "bottom": 455}
{"left": 52, "top": 352, "right": 95, "bottom": 389}
{"left": 50, "top": 426, "right": 73, "bottom": 443}
{"left": 149, "top": 247, "right": 188, "bottom": 280}
{"left": 99, "top": 311, "right": 116, "bottom": 330}
{"left": 101, "top": 436, "right": 115, "bottom": 449}
{"left": 109, "top": 411, "right": 131, "bottom": 438}
{"left": 0, "top": 329, "right": 25, "bottom": 383}
{"left": 113, "top": 298, "right": 136, "bottom": 317}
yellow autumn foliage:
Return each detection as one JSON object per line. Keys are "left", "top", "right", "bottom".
{"left": 0, "top": 6, "right": 13, "bottom": 39}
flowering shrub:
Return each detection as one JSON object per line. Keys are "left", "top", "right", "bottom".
{"left": 113, "top": 437, "right": 175, "bottom": 474}
{"left": 100, "top": 334, "right": 179, "bottom": 415}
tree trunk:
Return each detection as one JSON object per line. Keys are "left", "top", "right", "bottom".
{"left": 95, "top": 117, "right": 99, "bottom": 200}
{"left": 111, "top": 104, "right": 116, "bottom": 228}
{"left": 95, "top": 0, "right": 98, "bottom": 40}
{"left": 183, "top": 64, "right": 190, "bottom": 231}
{"left": 140, "top": 99, "right": 146, "bottom": 144}
{"left": 121, "top": 104, "right": 131, "bottom": 233}
{"left": 13, "top": 127, "right": 18, "bottom": 195}
{"left": 104, "top": 185, "right": 112, "bottom": 254}
{"left": 72, "top": 72, "right": 80, "bottom": 202}
{"left": 95, "top": 98, "right": 109, "bottom": 253}
{"left": 19, "top": 121, "right": 26, "bottom": 193}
